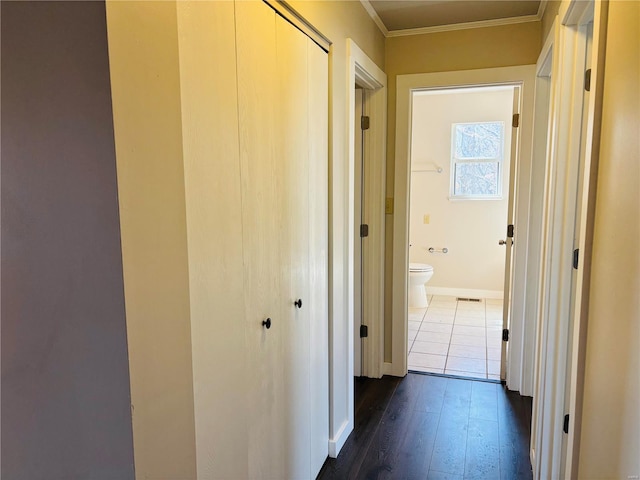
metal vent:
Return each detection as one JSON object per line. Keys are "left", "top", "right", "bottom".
{"left": 456, "top": 297, "right": 482, "bottom": 302}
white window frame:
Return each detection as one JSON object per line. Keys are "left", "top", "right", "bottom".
{"left": 449, "top": 121, "right": 505, "bottom": 200}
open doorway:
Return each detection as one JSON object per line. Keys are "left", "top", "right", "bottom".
{"left": 328, "top": 38, "right": 386, "bottom": 458}
{"left": 391, "top": 65, "right": 537, "bottom": 392}
{"left": 405, "top": 85, "right": 516, "bottom": 380}
{"left": 354, "top": 86, "right": 366, "bottom": 376}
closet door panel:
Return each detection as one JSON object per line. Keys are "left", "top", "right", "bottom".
{"left": 307, "top": 39, "right": 330, "bottom": 476}
{"left": 275, "top": 15, "right": 311, "bottom": 480}
{"left": 176, "top": 2, "right": 248, "bottom": 478}
{"left": 235, "top": 2, "right": 284, "bottom": 477}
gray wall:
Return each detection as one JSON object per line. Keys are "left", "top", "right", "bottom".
{"left": 1, "top": 2, "right": 135, "bottom": 478}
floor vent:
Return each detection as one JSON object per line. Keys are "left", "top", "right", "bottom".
{"left": 457, "top": 297, "right": 482, "bottom": 302}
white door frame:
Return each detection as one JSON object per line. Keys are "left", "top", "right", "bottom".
{"left": 528, "top": 20, "right": 556, "bottom": 473}
{"left": 329, "top": 38, "right": 386, "bottom": 458}
{"left": 530, "top": 0, "right": 607, "bottom": 478}
{"left": 391, "top": 66, "right": 536, "bottom": 381}
{"left": 353, "top": 87, "right": 364, "bottom": 377}
{"left": 347, "top": 40, "right": 386, "bottom": 381}
{"left": 563, "top": 1, "right": 607, "bottom": 477}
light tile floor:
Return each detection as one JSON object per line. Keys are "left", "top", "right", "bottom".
{"left": 407, "top": 295, "right": 503, "bottom": 380}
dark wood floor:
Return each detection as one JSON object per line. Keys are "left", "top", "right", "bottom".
{"left": 318, "top": 373, "right": 533, "bottom": 480}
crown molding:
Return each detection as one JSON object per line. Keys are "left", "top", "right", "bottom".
{"left": 360, "top": 0, "right": 545, "bottom": 39}
{"left": 537, "top": 0, "right": 549, "bottom": 19}
{"left": 360, "top": 0, "right": 389, "bottom": 36}
{"left": 386, "top": 14, "right": 541, "bottom": 37}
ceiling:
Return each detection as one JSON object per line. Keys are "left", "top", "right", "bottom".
{"left": 363, "top": 0, "right": 543, "bottom": 36}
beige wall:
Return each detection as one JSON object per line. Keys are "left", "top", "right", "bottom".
{"left": 290, "top": 0, "right": 385, "bottom": 68}
{"left": 578, "top": 1, "right": 640, "bottom": 477}
{"left": 386, "top": 21, "right": 540, "bottom": 193}
{"left": 384, "top": 23, "right": 540, "bottom": 359}
{"left": 541, "top": 1, "right": 562, "bottom": 42}
{"left": 106, "top": 2, "right": 197, "bottom": 478}
{"left": 409, "top": 88, "right": 513, "bottom": 293}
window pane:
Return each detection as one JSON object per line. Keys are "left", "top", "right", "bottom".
{"left": 454, "top": 122, "right": 503, "bottom": 159}
{"left": 454, "top": 162, "right": 499, "bottom": 196}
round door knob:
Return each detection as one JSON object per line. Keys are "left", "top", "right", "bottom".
{"left": 294, "top": 299, "right": 302, "bottom": 309}
{"left": 262, "top": 318, "right": 271, "bottom": 329}
{"left": 499, "top": 239, "right": 507, "bottom": 245}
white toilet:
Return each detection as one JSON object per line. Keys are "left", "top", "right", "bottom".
{"left": 409, "top": 263, "right": 434, "bottom": 308}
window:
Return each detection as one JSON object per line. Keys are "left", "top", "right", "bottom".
{"left": 450, "top": 121, "right": 504, "bottom": 199}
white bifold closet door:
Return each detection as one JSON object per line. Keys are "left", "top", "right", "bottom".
{"left": 109, "top": 0, "right": 328, "bottom": 477}
{"left": 236, "top": 1, "right": 285, "bottom": 477}
{"left": 307, "top": 25, "right": 330, "bottom": 479}
{"left": 276, "top": 12, "right": 312, "bottom": 480}
{"left": 235, "top": 1, "right": 328, "bottom": 479}
{"left": 176, "top": 1, "right": 249, "bottom": 478}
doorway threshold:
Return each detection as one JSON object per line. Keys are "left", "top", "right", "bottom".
{"left": 408, "top": 369, "right": 503, "bottom": 385}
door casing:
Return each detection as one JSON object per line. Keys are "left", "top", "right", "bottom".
{"left": 391, "top": 66, "right": 536, "bottom": 384}
{"left": 329, "top": 38, "right": 387, "bottom": 458}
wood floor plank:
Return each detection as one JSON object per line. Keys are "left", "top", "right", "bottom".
{"left": 469, "top": 381, "right": 499, "bottom": 422}
{"left": 357, "top": 375, "right": 430, "bottom": 479}
{"left": 317, "top": 374, "right": 532, "bottom": 480}
{"left": 427, "top": 470, "right": 464, "bottom": 479}
{"left": 318, "top": 376, "right": 400, "bottom": 479}
{"left": 428, "top": 413, "right": 468, "bottom": 476}
{"left": 441, "top": 377, "right": 473, "bottom": 418}
{"left": 415, "top": 374, "right": 448, "bottom": 414}
{"left": 396, "top": 409, "right": 440, "bottom": 479}
{"left": 497, "top": 386, "right": 533, "bottom": 480}
{"left": 464, "top": 418, "right": 501, "bottom": 479}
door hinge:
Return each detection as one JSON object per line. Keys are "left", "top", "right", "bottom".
{"left": 360, "top": 325, "right": 368, "bottom": 338}
{"left": 573, "top": 248, "right": 579, "bottom": 269}
{"left": 360, "top": 224, "right": 369, "bottom": 238}
{"left": 563, "top": 414, "right": 570, "bottom": 434}
{"left": 585, "top": 69, "right": 592, "bottom": 92}
{"left": 502, "top": 329, "right": 509, "bottom": 342}
{"left": 507, "top": 224, "right": 515, "bottom": 238}
{"left": 361, "top": 115, "right": 370, "bottom": 130}
{"left": 512, "top": 113, "right": 520, "bottom": 128}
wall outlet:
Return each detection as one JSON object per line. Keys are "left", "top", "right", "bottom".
{"left": 385, "top": 197, "right": 394, "bottom": 214}
{"left": 423, "top": 214, "right": 430, "bottom": 224}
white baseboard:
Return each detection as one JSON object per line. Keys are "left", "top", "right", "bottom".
{"left": 328, "top": 419, "right": 352, "bottom": 458}
{"left": 530, "top": 447, "right": 536, "bottom": 474}
{"left": 427, "top": 286, "right": 504, "bottom": 299}
{"left": 383, "top": 362, "right": 398, "bottom": 376}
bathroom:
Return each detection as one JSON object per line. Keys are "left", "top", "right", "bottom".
{"left": 407, "top": 85, "right": 514, "bottom": 380}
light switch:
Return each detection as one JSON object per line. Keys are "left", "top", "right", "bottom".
{"left": 423, "top": 214, "right": 430, "bottom": 224}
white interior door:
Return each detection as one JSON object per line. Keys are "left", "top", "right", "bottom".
{"left": 500, "top": 86, "right": 522, "bottom": 380}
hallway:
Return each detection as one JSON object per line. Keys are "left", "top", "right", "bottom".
{"left": 318, "top": 374, "right": 532, "bottom": 479}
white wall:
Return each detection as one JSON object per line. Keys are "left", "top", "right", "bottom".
{"left": 409, "top": 87, "right": 513, "bottom": 293}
